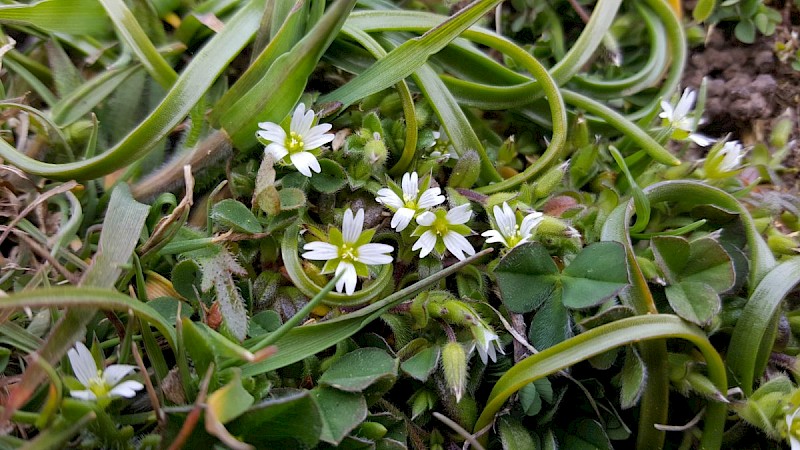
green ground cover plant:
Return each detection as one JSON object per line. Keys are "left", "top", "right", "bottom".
{"left": 1, "top": 0, "right": 799, "bottom": 448}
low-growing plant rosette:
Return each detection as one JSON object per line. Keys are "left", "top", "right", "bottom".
{"left": 302, "top": 208, "right": 394, "bottom": 295}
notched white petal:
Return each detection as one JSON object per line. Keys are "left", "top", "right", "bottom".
{"left": 446, "top": 204, "right": 472, "bottom": 225}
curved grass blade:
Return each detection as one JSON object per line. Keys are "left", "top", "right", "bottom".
{"left": 0, "top": 0, "right": 267, "bottom": 180}
{"left": 97, "top": 0, "right": 178, "bottom": 89}
{"left": 0, "top": 287, "right": 177, "bottom": 350}
{"left": 219, "top": 0, "right": 357, "bottom": 148}
{"left": 51, "top": 64, "right": 142, "bottom": 127}
{"left": 0, "top": 0, "right": 109, "bottom": 37}
{"left": 727, "top": 257, "right": 800, "bottom": 395}
{"left": 318, "top": 0, "right": 503, "bottom": 108}
{"left": 474, "top": 314, "right": 726, "bottom": 450}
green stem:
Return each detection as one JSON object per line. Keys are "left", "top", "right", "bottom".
{"left": 250, "top": 272, "right": 343, "bottom": 352}
{"left": 471, "top": 36, "right": 567, "bottom": 194}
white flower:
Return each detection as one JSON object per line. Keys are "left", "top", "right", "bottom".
{"left": 302, "top": 209, "right": 394, "bottom": 295}
{"left": 717, "top": 141, "right": 745, "bottom": 172}
{"left": 375, "top": 172, "right": 445, "bottom": 231}
{"left": 703, "top": 140, "right": 745, "bottom": 178}
{"left": 470, "top": 325, "right": 504, "bottom": 364}
{"left": 481, "top": 202, "right": 544, "bottom": 248}
{"left": 67, "top": 342, "right": 143, "bottom": 401}
{"left": 257, "top": 103, "right": 334, "bottom": 177}
{"left": 412, "top": 204, "right": 475, "bottom": 261}
{"left": 659, "top": 88, "right": 714, "bottom": 147}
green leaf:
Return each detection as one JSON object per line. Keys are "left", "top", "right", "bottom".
{"left": 498, "top": 416, "right": 538, "bottom": 450}
{"left": 309, "top": 159, "right": 347, "bottom": 194}
{"left": 279, "top": 188, "right": 307, "bottom": 211}
{"left": 148, "top": 297, "right": 192, "bottom": 324}
{"left": 171, "top": 259, "right": 201, "bottom": 301}
{"left": 0, "top": 348, "right": 9, "bottom": 372}
{"left": 563, "top": 419, "right": 612, "bottom": 450}
{"left": 693, "top": 0, "right": 716, "bottom": 23}
{"left": 651, "top": 236, "right": 690, "bottom": 283}
{"left": 561, "top": 242, "right": 629, "bottom": 309}
{"left": 665, "top": 282, "right": 720, "bottom": 326}
{"left": 734, "top": 19, "right": 756, "bottom": 43}
{"left": 319, "top": 348, "right": 398, "bottom": 392}
{"left": 681, "top": 237, "right": 735, "bottom": 293}
{"left": 400, "top": 345, "right": 440, "bottom": 382}
{"left": 0, "top": 0, "right": 109, "bottom": 36}
{"left": 528, "top": 296, "right": 570, "bottom": 350}
{"left": 212, "top": 198, "right": 263, "bottom": 234}
{"left": 619, "top": 347, "right": 646, "bottom": 409}
{"left": 448, "top": 149, "right": 481, "bottom": 188}
{"left": 312, "top": 387, "right": 368, "bottom": 445}
{"left": 181, "top": 317, "right": 216, "bottom": 379}
{"left": 206, "top": 370, "right": 254, "bottom": 424}
{"left": 495, "top": 242, "right": 560, "bottom": 313}
{"left": 518, "top": 382, "right": 543, "bottom": 416}
{"left": 229, "top": 389, "right": 322, "bottom": 448}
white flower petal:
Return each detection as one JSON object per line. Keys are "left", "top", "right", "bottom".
{"left": 357, "top": 243, "right": 394, "bottom": 265}
{"left": 108, "top": 380, "right": 144, "bottom": 399}
{"left": 257, "top": 122, "right": 286, "bottom": 140}
{"left": 335, "top": 262, "right": 358, "bottom": 295}
{"left": 401, "top": 172, "right": 419, "bottom": 199}
{"left": 674, "top": 88, "right": 695, "bottom": 120}
{"left": 302, "top": 241, "right": 339, "bottom": 260}
{"left": 290, "top": 103, "right": 310, "bottom": 135}
{"left": 443, "top": 232, "right": 475, "bottom": 261}
{"left": 391, "top": 208, "right": 415, "bottom": 231}
{"left": 342, "top": 209, "right": 364, "bottom": 244}
{"left": 787, "top": 408, "right": 800, "bottom": 450}
{"left": 69, "top": 389, "right": 97, "bottom": 401}
{"left": 265, "top": 143, "right": 288, "bottom": 161}
{"left": 103, "top": 364, "right": 137, "bottom": 386}
{"left": 68, "top": 342, "right": 98, "bottom": 387}
{"left": 659, "top": 101, "right": 673, "bottom": 119}
{"left": 289, "top": 151, "right": 321, "bottom": 177}
{"left": 446, "top": 204, "right": 472, "bottom": 225}
{"left": 303, "top": 125, "right": 334, "bottom": 150}
{"left": 412, "top": 230, "right": 437, "bottom": 258}
{"left": 475, "top": 342, "right": 489, "bottom": 365}
{"left": 481, "top": 229, "right": 508, "bottom": 246}
{"left": 689, "top": 133, "right": 715, "bottom": 147}
{"left": 417, "top": 188, "right": 445, "bottom": 209}
{"left": 376, "top": 189, "right": 403, "bottom": 209}
{"left": 416, "top": 211, "right": 435, "bottom": 226}
{"left": 520, "top": 211, "right": 544, "bottom": 237}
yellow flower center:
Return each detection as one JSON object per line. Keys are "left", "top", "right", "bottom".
{"left": 88, "top": 370, "right": 109, "bottom": 397}
{"left": 339, "top": 243, "right": 357, "bottom": 262}
{"left": 433, "top": 217, "right": 449, "bottom": 236}
{"left": 285, "top": 131, "right": 305, "bottom": 153}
